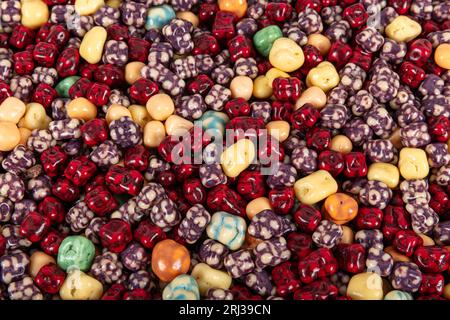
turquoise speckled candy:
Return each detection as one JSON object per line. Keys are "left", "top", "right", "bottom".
{"left": 55, "top": 76, "right": 81, "bottom": 98}
{"left": 195, "top": 111, "right": 230, "bottom": 136}
{"left": 384, "top": 290, "right": 414, "bottom": 300}
{"left": 145, "top": 5, "right": 176, "bottom": 30}
{"left": 57, "top": 235, "right": 95, "bottom": 271}
{"left": 253, "top": 25, "right": 283, "bottom": 57}
{"left": 162, "top": 275, "right": 200, "bottom": 300}
{"left": 206, "top": 211, "right": 246, "bottom": 250}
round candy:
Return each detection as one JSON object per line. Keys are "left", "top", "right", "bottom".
{"left": 151, "top": 239, "right": 190, "bottom": 282}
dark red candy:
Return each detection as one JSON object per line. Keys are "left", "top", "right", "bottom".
{"left": 406, "top": 39, "right": 432, "bottom": 67}
{"left": 40, "top": 145, "right": 68, "bottom": 178}
{"left": 192, "top": 33, "right": 221, "bottom": 56}
{"left": 382, "top": 205, "right": 410, "bottom": 241}
{"left": 183, "top": 178, "right": 206, "bottom": 205}
{"left": 207, "top": 184, "right": 246, "bottom": 217}
{"left": 290, "top": 103, "right": 321, "bottom": 130}
{"left": 102, "top": 284, "right": 126, "bottom": 300}
{"left": 13, "top": 51, "right": 34, "bottom": 75}
{"left": 124, "top": 289, "right": 151, "bottom": 300}
{"left": 273, "top": 77, "right": 302, "bottom": 102}
{"left": 228, "top": 35, "right": 254, "bottom": 62}
{"left": 56, "top": 47, "right": 80, "bottom": 78}
{"left": 0, "top": 235, "right": 5, "bottom": 257}
{"left": 336, "top": 243, "right": 366, "bottom": 274}
{"left": 399, "top": 61, "right": 426, "bottom": 89}
{"left": 38, "top": 196, "right": 65, "bottom": 224}
{"left": 349, "top": 46, "right": 373, "bottom": 71}
{"left": 0, "top": 82, "right": 13, "bottom": 104}
{"left": 212, "top": 11, "right": 237, "bottom": 40}
{"left": 271, "top": 101, "right": 293, "bottom": 121}
{"left": 318, "top": 150, "right": 344, "bottom": 177}
{"left": 342, "top": 3, "right": 368, "bottom": 28}
{"left": 393, "top": 230, "right": 423, "bottom": 257}
{"left": 413, "top": 246, "right": 450, "bottom": 273}
{"left": 45, "top": 25, "right": 69, "bottom": 48}
{"left": 128, "top": 37, "right": 150, "bottom": 63}
{"left": 343, "top": 152, "right": 367, "bottom": 178}
{"left": 134, "top": 220, "right": 166, "bottom": 250}
{"left": 35, "top": 263, "right": 65, "bottom": 294}
{"left": 105, "top": 165, "right": 144, "bottom": 196}
{"left": 124, "top": 145, "right": 150, "bottom": 172}
{"left": 9, "top": 25, "right": 35, "bottom": 50}
{"left": 187, "top": 74, "right": 214, "bottom": 96}
{"left": 51, "top": 178, "right": 80, "bottom": 203}
{"left": 306, "top": 127, "right": 331, "bottom": 151}
{"left": 354, "top": 207, "right": 383, "bottom": 230}
{"left": 298, "top": 248, "right": 338, "bottom": 284}
{"left": 156, "top": 170, "right": 176, "bottom": 187}
{"left": 236, "top": 170, "right": 266, "bottom": 201}
{"left": 69, "top": 77, "right": 92, "bottom": 99}
{"left": 293, "top": 280, "right": 338, "bottom": 300}
{"left": 80, "top": 118, "right": 109, "bottom": 147}
{"left": 198, "top": 2, "right": 219, "bottom": 24}
{"left": 388, "top": 0, "right": 411, "bottom": 14}
{"left": 94, "top": 64, "right": 125, "bottom": 87}
{"left": 268, "top": 187, "right": 295, "bottom": 215}
{"left": 295, "top": 0, "right": 322, "bottom": 13}
{"left": 85, "top": 185, "right": 119, "bottom": 216}
{"left": 327, "top": 40, "right": 353, "bottom": 69}
{"left": 80, "top": 63, "right": 98, "bottom": 80}
{"left": 19, "top": 211, "right": 51, "bottom": 242}
{"left": 99, "top": 219, "right": 132, "bottom": 253}
{"left": 293, "top": 204, "right": 322, "bottom": 234}
{"left": 107, "top": 24, "right": 129, "bottom": 42}
{"left": 224, "top": 98, "right": 250, "bottom": 118}
{"left": 33, "top": 42, "right": 58, "bottom": 67}
{"left": 33, "top": 83, "right": 57, "bottom": 108}
{"left": 298, "top": 45, "right": 323, "bottom": 75}
{"left": 86, "top": 82, "right": 111, "bottom": 106}
{"left": 265, "top": 2, "right": 293, "bottom": 22}
{"left": 419, "top": 273, "right": 444, "bottom": 295}
{"left": 271, "top": 262, "right": 301, "bottom": 297}
{"left": 64, "top": 156, "right": 97, "bottom": 186}
{"left": 287, "top": 232, "right": 313, "bottom": 260}
{"left": 40, "top": 230, "right": 64, "bottom": 256}
{"left": 85, "top": 174, "right": 106, "bottom": 193}
{"left": 129, "top": 78, "right": 159, "bottom": 105}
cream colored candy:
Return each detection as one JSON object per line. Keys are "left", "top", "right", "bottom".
{"left": 295, "top": 86, "right": 327, "bottom": 110}
{"left": 306, "top": 61, "right": 339, "bottom": 93}
{"left": 330, "top": 135, "right": 353, "bottom": 154}
{"left": 79, "top": 26, "right": 107, "bottom": 64}
{"left": 143, "top": 120, "right": 166, "bottom": 148}
{"left": 340, "top": 225, "right": 354, "bottom": 244}
{"left": 106, "top": 104, "right": 132, "bottom": 123}
{"left": 347, "top": 272, "right": 384, "bottom": 300}
{"left": 0, "top": 97, "right": 26, "bottom": 124}
{"left": 398, "top": 147, "right": 429, "bottom": 180}
{"left": 21, "top": 0, "right": 49, "bottom": 30}
{"left": 252, "top": 76, "right": 273, "bottom": 99}
{"left": 266, "top": 120, "right": 290, "bottom": 142}
{"left": 176, "top": 11, "right": 199, "bottom": 27}
{"left": 125, "top": 62, "right": 145, "bottom": 84}
{"left": 418, "top": 233, "right": 435, "bottom": 246}
{"left": 128, "top": 104, "right": 150, "bottom": 128}
{"left": 29, "top": 251, "right": 56, "bottom": 278}
{"left": 60, "top": 269, "right": 103, "bottom": 300}
{"left": 191, "top": 263, "right": 232, "bottom": 295}
{"left": 265, "top": 68, "right": 290, "bottom": 87}
{"left": 269, "top": 38, "right": 305, "bottom": 72}
{"left": 75, "top": 0, "right": 105, "bottom": 15}
{"left": 18, "top": 128, "right": 32, "bottom": 146}
{"left": 19, "top": 103, "right": 47, "bottom": 130}
{"left": 294, "top": 170, "right": 338, "bottom": 205}
{"left": 106, "top": 0, "right": 121, "bottom": 8}
{"left": 385, "top": 16, "right": 422, "bottom": 42}
{"left": 246, "top": 197, "right": 272, "bottom": 220}
{"left": 66, "top": 97, "right": 97, "bottom": 121}
{"left": 434, "top": 44, "right": 450, "bottom": 70}
{"left": 367, "top": 163, "right": 400, "bottom": 189}
{"left": 0, "top": 121, "right": 21, "bottom": 152}
{"left": 230, "top": 76, "right": 253, "bottom": 101}
{"left": 307, "top": 34, "right": 331, "bottom": 55}
{"left": 165, "top": 115, "right": 193, "bottom": 136}
{"left": 220, "top": 139, "right": 256, "bottom": 178}
{"left": 146, "top": 93, "right": 175, "bottom": 121}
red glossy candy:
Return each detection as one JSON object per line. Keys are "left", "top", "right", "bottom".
{"left": 33, "top": 42, "right": 58, "bottom": 67}
{"left": 382, "top": 206, "right": 410, "bottom": 241}
{"left": 399, "top": 61, "right": 426, "bottom": 88}
{"left": 124, "top": 145, "right": 150, "bottom": 172}
{"left": 134, "top": 220, "right": 166, "bottom": 250}
{"left": 198, "top": 2, "right": 219, "bottom": 24}
{"left": 406, "top": 39, "right": 432, "bottom": 67}
{"left": 306, "top": 127, "right": 331, "bottom": 151}
{"left": 183, "top": 178, "right": 206, "bottom": 205}
{"left": 343, "top": 152, "right": 367, "bottom": 178}
{"left": 327, "top": 41, "right": 353, "bottom": 69}
{"left": 266, "top": 2, "right": 293, "bottom": 22}
{"left": 271, "top": 262, "right": 301, "bottom": 297}
{"left": 268, "top": 187, "right": 295, "bottom": 215}
{"left": 192, "top": 33, "right": 221, "bottom": 56}
{"left": 290, "top": 103, "right": 320, "bottom": 130}
{"left": 224, "top": 98, "right": 250, "bottom": 118}
{"left": 99, "top": 219, "right": 132, "bottom": 253}
{"left": 272, "top": 77, "right": 302, "bottom": 102}
{"left": 336, "top": 243, "right": 366, "bottom": 274}
{"left": 354, "top": 207, "right": 383, "bottom": 230}
{"left": 212, "top": 11, "right": 237, "bottom": 40}
{"left": 228, "top": 35, "right": 254, "bottom": 62}
{"left": 56, "top": 47, "right": 80, "bottom": 78}
{"left": 128, "top": 37, "right": 150, "bottom": 63}
{"left": 64, "top": 156, "right": 97, "bottom": 186}
{"left": 80, "top": 119, "right": 109, "bottom": 147}
{"left": 35, "top": 263, "right": 66, "bottom": 294}
{"left": 13, "top": 51, "right": 34, "bottom": 75}
{"left": 129, "top": 78, "right": 159, "bottom": 105}
{"left": 9, "top": 25, "right": 35, "bottom": 50}
{"left": 298, "top": 248, "right": 338, "bottom": 283}
{"left": 293, "top": 280, "right": 338, "bottom": 300}
{"left": 413, "top": 246, "right": 450, "bottom": 273}
{"left": 40, "top": 146, "right": 68, "bottom": 178}
{"left": 85, "top": 185, "right": 119, "bottom": 216}
{"left": 343, "top": 3, "right": 368, "bottom": 28}
{"left": 86, "top": 82, "right": 111, "bottom": 106}
{"left": 102, "top": 284, "right": 126, "bottom": 300}
{"left": 207, "top": 184, "right": 246, "bottom": 217}
{"left": 393, "top": 230, "right": 423, "bottom": 257}
{"left": 187, "top": 74, "right": 214, "bottom": 96}
{"left": 105, "top": 165, "right": 144, "bottom": 196}
{"left": 38, "top": 196, "right": 65, "bottom": 224}
{"left": 40, "top": 230, "right": 64, "bottom": 256}
{"left": 318, "top": 150, "right": 344, "bottom": 177}
{"left": 33, "top": 83, "right": 57, "bottom": 108}
{"left": 293, "top": 204, "right": 322, "bottom": 234}
{"left": 287, "top": 232, "right": 314, "bottom": 260}
{"left": 236, "top": 170, "right": 266, "bottom": 201}
{"left": 19, "top": 211, "right": 51, "bottom": 243}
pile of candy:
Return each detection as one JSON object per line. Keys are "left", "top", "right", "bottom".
{"left": 0, "top": 0, "right": 448, "bottom": 301}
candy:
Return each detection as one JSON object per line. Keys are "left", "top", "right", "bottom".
{"left": 151, "top": 239, "right": 190, "bottom": 282}
{"left": 206, "top": 211, "right": 246, "bottom": 250}
{"left": 306, "top": 61, "right": 339, "bottom": 92}
{"left": 398, "top": 147, "right": 430, "bottom": 180}
{"left": 191, "top": 263, "right": 232, "bottom": 295}
{"left": 269, "top": 38, "right": 305, "bottom": 73}
{"left": 253, "top": 25, "right": 283, "bottom": 57}
{"left": 79, "top": 26, "right": 107, "bottom": 64}
{"left": 367, "top": 163, "right": 400, "bottom": 189}
{"left": 59, "top": 269, "right": 103, "bottom": 300}
{"left": 294, "top": 170, "right": 338, "bottom": 205}
{"left": 434, "top": 44, "right": 450, "bottom": 70}
{"left": 162, "top": 275, "right": 199, "bottom": 300}
{"left": 0, "top": 121, "right": 20, "bottom": 151}
{"left": 220, "top": 139, "right": 255, "bottom": 178}
{"left": 145, "top": 5, "right": 176, "bottom": 30}
{"left": 346, "top": 272, "right": 384, "bottom": 300}
{"left": 385, "top": 15, "right": 422, "bottom": 42}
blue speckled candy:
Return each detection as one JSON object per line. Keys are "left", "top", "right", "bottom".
{"left": 145, "top": 5, "right": 176, "bottom": 30}
{"left": 384, "top": 290, "right": 413, "bottom": 300}
{"left": 195, "top": 110, "right": 230, "bottom": 136}
{"left": 206, "top": 211, "right": 247, "bottom": 250}
{"left": 162, "top": 275, "right": 200, "bottom": 300}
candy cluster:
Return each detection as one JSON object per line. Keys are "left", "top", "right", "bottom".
{"left": 0, "top": 0, "right": 449, "bottom": 301}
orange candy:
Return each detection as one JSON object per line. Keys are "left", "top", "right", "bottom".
{"left": 151, "top": 239, "right": 190, "bottom": 282}
{"left": 323, "top": 193, "right": 358, "bottom": 224}
{"left": 218, "top": 0, "right": 247, "bottom": 18}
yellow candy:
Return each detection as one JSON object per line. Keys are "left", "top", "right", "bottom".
{"left": 218, "top": 0, "right": 247, "bottom": 18}
{"left": 125, "top": 62, "right": 145, "bottom": 84}
{"left": 307, "top": 34, "right": 331, "bottom": 56}
{"left": 340, "top": 225, "right": 354, "bottom": 244}
{"left": 252, "top": 76, "right": 273, "bottom": 99}
{"left": 295, "top": 86, "right": 327, "bottom": 110}
{"left": 0, "top": 97, "right": 26, "bottom": 124}
{"left": 165, "top": 115, "right": 193, "bottom": 136}
{"left": 75, "top": 0, "right": 105, "bottom": 16}
{"left": 221, "top": 139, "right": 256, "bottom": 178}
{"left": 230, "top": 76, "right": 253, "bottom": 101}
{"left": 385, "top": 16, "right": 422, "bottom": 42}
{"left": 146, "top": 93, "right": 175, "bottom": 121}
{"left": 18, "top": 127, "right": 32, "bottom": 146}
{"left": 434, "top": 44, "right": 450, "bottom": 70}
{"left": 66, "top": 97, "right": 97, "bottom": 121}
{"left": 266, "top": 120, "right": 290, "bottom": 142}
{"left": 191, "top": 263, "right": 232, "bottom": 295}
{"left": 106, "top": 0, "right": 121, "bottom": 8}
{"left": 0, "top": 121, "right": 21, "bottom": 152}
{"left": 246, "top": 197, "right": 272, "bottom": 220}
{"left": 265, "top": 68, "right": 290, "bottom": 87}
{"left": 79, "top": 26, "right": 107, "bottom": 64}
{"left": 143, "top": 120, "right": 166, "bottom": 148}
{"left": 367, "top": 163, "right": 400, "bottom": 189}
{"left": 443, "top": 284, "right": 450, "bottom": 299}
{"left": 418, "top": 233, "right": 435, "bottom": 246}
{"left": 398, "top": 147, "right": 429, "bottom": 180}
{"left": 294, "top": 170, "right": 338, "bottom": 205}
{"left": 105, "top": 104, "right": 132, "bottom": 124}
{"left": 330, "top": 135, "right": 353, "bottom": 154}
{"left": 347, "top": 272, "right": 384, "bottom": 300}
{"left": 306, "top": 61, "right": 339, "bottom": 92}
{"left": 21, "top": 0, "right": 49, "bottom": 30}
{"left": 60, "top": 270, "right": 103, "bottom": 300}
{"left": 176, "top": 11, "right": 199, "bottom": 28}
{"left": 128, "top": 104, "right": 151, "bottom": 128}
{"left": 269, "top": 38, "right": 305, "bottom": 72}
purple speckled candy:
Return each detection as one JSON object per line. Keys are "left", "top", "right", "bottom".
{"left": 396, "top": 103, "right": 425, "bottom": 128}
{"left": 176, "top": 94, "right": 206, "bottom": 120}
{"left": 199, "top": 164, "right": 227, "bottom": 188}
{"left": 120, "top": 242, "right": 148, "bottom": 272}
{"left": 1, "top": 145, "right": 36, "bottom": 175}
{"left": 109, "top": 116, "right": 142, "bottom": 149}
{"left": 366, "top": 247, "right": 394, "bottom": 277}
{"left": 364, "top": 106, "right": 397, "bottom": 139}
{"left": 172, "top": 56, "right": 198, "bottom": 80}
{"left": 320, "top": 104, "right": 348, "bottom": 129}
{"left": 214, "top": 50, "right": 231, "bottom": 66}
{"left": 355, "top": 229, "right": 384, "bottom": 250}
{"left": 320, "top": 6, "right": 343, "bottom": 25}
{"left": 9, "top": 76, "right": 33, "bottom": 102}
{"left": 120, "top": 2, "right": 146, "bottom": 27}
{"left": 266, "top": 163, "right": 297, "bottom": 189}
{"left": 234, "top": 57, "right": 258, "bottom": 78}
{"left": 65, "top": 200, "right": 95, "bottom": 233}
{"left": 390, "top": 262, "right": 422, "bottom": 293}
{"left": 244, "top": 270, "right": 275, "bottom": 296}
{"left": 94, "top": 5, "right": 120, "bottom": 27}
{"left": 27, "top": 175, "right": 51, "bottom": 202}
{"left": 330, "top": 271, "right": 350, "bottom": 296}
{"left": 211, "top": 65, "right": 234, "bottom": 86}
{"left": 355, "top": 27, "right": 384, "bottom": 53}
{"left": 390, "top": 85, "right": 416, "bottom": 110}
{"left": 177, "top": 204, "right": 211, "bottom": 244}
{"left": 127, "top": 270, "right": 155, "bottom": 291}
{"left": 1, "top": 225, "right": 32, "bottom": 251}
{"left": 434, "top": 221, "right": 450, "bottom": 245}
{"left": 90, "top": 251, "right": 123, "bottom": 284}
{"left": 400, "top": 179, "right": 430, "bottom": 208}
{"left": 145, "top": 155, "right": 170, "bottom": 181}
{"left": 344, "top": 118, "right": 373, "bottom": 146}
{"left": 136, "top": 183, "right": 167, "bottom": 210}
{"left": 8, "top": 276, "right": 43, "bottom": 300}
{"left": 324, "top": 20, "right": 352, "bottom": 43}
{"left": 364, "top": 139, "right": 395, "bottom": 163}
{"left": 367, "top": 63, "right": 400, "bottom": 104}
{"left": 418, "top": 74, "right": 444, "bottom": 96}
{"left": 224, "top": 249, "right": 255, "bottom": 278}
{"left": 250, "top": 101, "right": 271, "bottom": 124}
{"left": 32, "top": 67, "right": 58, "bottom": 86}
{"left": 285, "top": 24, "right": 308, "bottom": 46}
{"left": 0, "top": 58, "right": 12, "bottom": 83}
{"left": 67, "top": 14, "right": 94, "bottom": 38}
{"left": 339, "top": 63, "right": 366, "bottom": 95}
{"left": 61, "top": 140, "right": 83, "bottom": 156}
{"left": 162, "top": 18, "right": 194, "bottom": 54}
{"left": 206, "top": 288, "right": 233, "bottom": 300}
{"left": 410, "top": 0, "right": 433, "bottom": 20}
{"left": 27, "top": 129, "right": 57, "bottom": 153}
{"left": 141, "top": 63, "right": 185, "bottom": 96}
{"left": 312, "top": 220, "right": 343, "bottom": 249}
{"left": 342, "top": 178, "right": 368, "bottom": 196}
{"left": 400, "top": 122, "right": 431, "bottom": 148}
{"left": 436, "top": 165, "right": 450, "bottom": 186}
{"left": 112, "top": 197, "right": 148, "bottom": 224}
{"left": 170, "top": 0, "right": 198, "bottom": 11}
{"left": 291, "top": 146, "right": 317, "bottom": 175}
{"left": 380, "top": 39, "right": 407, "bottom": 65}
{"left": 0, "top": 196, "right": 13, "bottom": 223}
{"left": 359, "top": 180, "right": 392, "bottom": 210}
{"left": 421, "top": 94, "right": 450, "bottom": 118}
{"left": 49, "top": 119, "right": 82, "bottom": 141}
{"left": 236, "top": 18, "right": 258, "bottom": 37}
{"left": 51, "top": 98, "right": 69, "bottom": 120}
{"left": 0, "top": 172, "right": 25, "bottom": 203}
{"left": 348, "top": 90, "right": 376, "bottom": 117}
{"left": 297, "top": 7, "right": 323, "bottom": 35}
{"left": 10, "top": 199, "right": 36, "bottom": 225}
{"left": 253, "top": 236, "right": 290, "bottom": 270}
{"left": 199, "top": 239, "right": 229, "bottom": 269}
{"left": 426, "top": 143, "right": 450, "bottom": 168}
{"left": 103, "top": 40, "right": 128, "bottom": 67}
{"left": 195, "top": 54, "right": 215, "bottom": 74}
{"left": 0, "top": 250, "right": 29, "bottom": 284}
{"left": 148, "top": 42, "right": 173, "bottom": 67}
{"left": 150, "top": 198, "right": 180, "bottom": 229}
{"left": 90, "top": 140, "right": 121, "bottom": 167}
{"left": 0, "top": 1, "right": 21, "bottom": 33}
{"left": 248, "top": 210, "right": 283, "bottom": 240}
{"left": 327, "top": 85, "right": 348, "bottom": 105}
{"left": 204, "top": 84, "right": 231, "bottom": 111}
{"left": 409, "top": 205, "right": 439, "bottom": 234}
{"left": 85, "top": 217, "right": 107, "bottom": 244}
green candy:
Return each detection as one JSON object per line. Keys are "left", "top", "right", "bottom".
{"left": 384, "top": 290, "right": 413, "bottom": 300}
{"left": 253, "top": 25, "right": 283, "bottom": 57}
{"left": 57, "top": 236, "right": 95, "bottom": 271}
{"left": 55, "top": 76, "right": 80, "bottom": 98}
